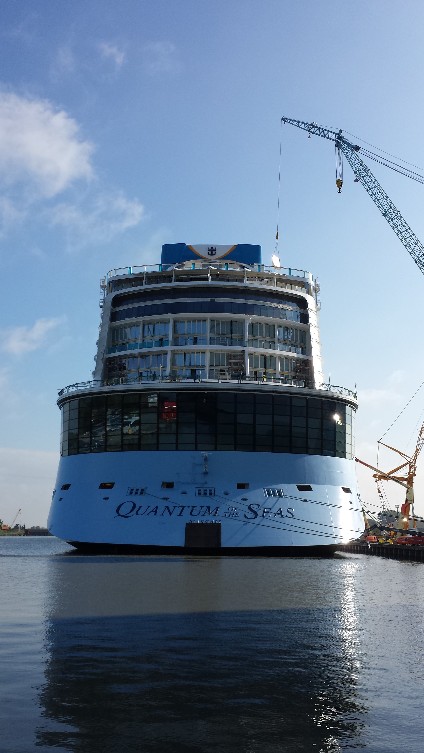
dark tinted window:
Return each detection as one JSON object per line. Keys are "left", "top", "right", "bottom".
{"left": 60, "top": 391, "right": 354, "bottom": 459}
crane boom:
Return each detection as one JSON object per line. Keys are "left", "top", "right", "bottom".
{"left": 281, "top": 116, "right": 424, "bottom": 276}
{"left": 356, "top": 420, "right": 424, "bottom": 530}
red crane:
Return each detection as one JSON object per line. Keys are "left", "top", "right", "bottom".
{"left": 356, "top": 423, "right": 424, "bottom": 531}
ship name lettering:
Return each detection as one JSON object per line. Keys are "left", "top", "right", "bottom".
{"left": 161, "top": 505, "right": 177, "bottom": 516}
{"left": 115, "top": 501, "right": 295, "bottom": 521}
{"left": 244, "top": 503, "right": 295, "bottom": 520}
{"left": 189, "top": 505, "right": 220, "bottom": 516}
{"left": 115, "top": 500, "right": 137, "bottom": 518}
{"left": 244, "top": 504, "right": 260, "bottom": 519}
{"left": 201, "top": 505, "right": 220, "bottom": 517}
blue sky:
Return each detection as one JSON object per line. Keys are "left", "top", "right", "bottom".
{"left": 1, "top": 0, "right": 424, "bottom": 526}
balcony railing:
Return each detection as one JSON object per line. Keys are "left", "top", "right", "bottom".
{"left": 105, "top": 261, "right": 312, "bottom": 281}
{"left": 57, "top": 377, "right": 356, "bottom": 400}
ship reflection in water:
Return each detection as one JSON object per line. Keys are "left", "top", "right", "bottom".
{"left": 36, "top": 555, "right": 367, "bottom": 752}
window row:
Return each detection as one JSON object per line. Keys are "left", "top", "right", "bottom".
{"left": 113, "top": 286, "right": 308, "bottom": 309}
{"left": 60, "top": 391, "right": 354, "bottom": 458}
{"left": 108, "top": 319, "right": 308, "bottom": 354}
{"left": 104, "top": 352, "right": 311, "bottom": 383}
{"left": 111, "top": 300, "right": 308, "bottom": 324}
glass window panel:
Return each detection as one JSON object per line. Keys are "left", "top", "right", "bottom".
{"left": 106, "top": 395, "right": 122, "bottom": 450}
{"left": 256, "top": 396, "right": 272, "bottom": 414}
{"left": 274, "top": 414, "right": 290, "bottom": 427}
{"left": 197, "top": 438, "right": 215, "bottom": 450}
{"left": 236, "top": 439, "right": 254, "bottom": 451}
{"left": 307, "top": 428, "right": 321, "bottom": 439}
{"left": 91, "top": 396, "right": 106, "bottom": 452}
{"left": 158, "top": 436, "right": 177, "bottom": 449}
{"left": 237, "top": 394, "right": 254, "bottom": 410}
{"left": 256, "top": 414, "right": 272, "bottom": 425}
{"left": 323, "top": 429, "right": 335, "bottom": 440}
{"left": 292, "top": 437, "right": 307, "bottom": 451}
{"left": 237, "top": 414, "right": 254, "bottom": 426}
{"left": 292, "top": 405, "right": 307, "bottom": 417}
{"left": 308, "top": 439, "right": 322, "bottom": 453}
{"left": 274, "top": 396, "right": 291, "bottom": 415}
{"left": 274, "top": 443, "right": 290, "bottom": 453}
{"left": 178, "top": 438, "right": 196, "bottom": 449}
{"left": 68, "top": 439, "right": 78, "bottom": 455}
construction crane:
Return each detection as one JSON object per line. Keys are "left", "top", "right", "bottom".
{"left": 280, "top": 116, "right": 424, "bottom": 275}
{"left": 356, "top": 423, "right": 424, "bottom": 531}
{"left": 10, "top": 509, "right": 21, "bottom": 529}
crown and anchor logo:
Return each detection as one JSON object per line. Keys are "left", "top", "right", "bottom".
{"left": 207, "top": 246, "right": 217, "bottom": 256}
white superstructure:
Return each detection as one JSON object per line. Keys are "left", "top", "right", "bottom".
{"left": 48, "top": 243, "right": 364, "bottom": 553}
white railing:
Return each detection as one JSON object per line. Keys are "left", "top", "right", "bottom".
{"left": 58, "top": 377, "right": 356, "bottom": 399}
{"left": 105, "top": 262, "right": 312, "bottom": 282}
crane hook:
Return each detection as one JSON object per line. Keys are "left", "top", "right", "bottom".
{"left": 335, "top": 144, "right": 343, "bottom": 193}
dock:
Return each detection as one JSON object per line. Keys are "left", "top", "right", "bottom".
{"left": 338, "top": 542, "right": 424, "bottom": 562}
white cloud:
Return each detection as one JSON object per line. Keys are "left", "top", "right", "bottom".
{"left": 0, "top": 367, "right": 11, "bottom": 394}
{"left": 0, "top": 92, "right": 94, "bottom": 198}
{"left": 98, "top": 41, "right": 125, "bottom": 68}
{"left": 143, "top": 41, "right": 180, "bottom": 75}
{"left": 52, "top": 44, "right": 77, "bottom": 78}
{"left": 0, "top": 91, "right": 146, "bottom": 249}
{"left": 358, "top": 370, "right": 407, "bottom": 406}
{"left": 1, "top": 317, "right": 65, "bottom": 356}
{"left": 0, "top": 196, "right": 25, "bottom": 236}
{"left": 48, "top": 191, "right": 145, "bottom": 248}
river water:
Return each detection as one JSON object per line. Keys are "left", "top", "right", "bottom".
{"left": 0, "top": 537, "right": 423, "bottom": 753}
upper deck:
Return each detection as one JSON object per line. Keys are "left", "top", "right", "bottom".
{"left": 102, "top": 241, "right": 317, "bottom": 301}
{"left": 91, "top": 243, "right": 325, "bottom": 388}
{"left": 103, "top": 260, "right": 317, "bottom": 301}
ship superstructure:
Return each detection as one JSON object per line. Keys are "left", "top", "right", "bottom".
{"left": 48, "top": 243, "right": 364, "bottom": 553}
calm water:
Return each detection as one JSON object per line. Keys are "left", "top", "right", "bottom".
{"left": 1, "top": 537, "right": 423, "bottom": 752}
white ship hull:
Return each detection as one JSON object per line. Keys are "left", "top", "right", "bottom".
{"left": 49, "top": 450, "right": 363, "bottom": 553}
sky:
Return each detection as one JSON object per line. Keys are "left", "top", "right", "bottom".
{"left": 1, "top": 0, "right": 424, "bottom": 527}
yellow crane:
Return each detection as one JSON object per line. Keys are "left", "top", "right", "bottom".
{"left": 356, "top": 422, "right": 424, "bottom": 531}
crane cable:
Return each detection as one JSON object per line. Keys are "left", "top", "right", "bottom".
{"left": 275, "top": 128, "right": 282, "bottom": 254}
{"left": 378, "top": 379, "right": 424, "bottom": 444}
{"left": 358, "top": 148, "right": 424, "bottom": 185}
{"left": 315, "top": 124, "right": 424, "bottom": 184}
{"left": 344, "top": 129, "right": 424, "bottom": 174}
{"left": 337, "top": 128, "right": 424, "bottom": 183}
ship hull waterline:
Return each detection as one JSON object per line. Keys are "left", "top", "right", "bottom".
{"left": 49, "top": 449, "right": 363, "bottom": 556}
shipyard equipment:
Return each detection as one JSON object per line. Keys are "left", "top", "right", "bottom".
{"left": 356, "top": 422, "right": 424, "bottom": 531}
{"left": 280, "top": 116, "right": 424, "bottom": 275}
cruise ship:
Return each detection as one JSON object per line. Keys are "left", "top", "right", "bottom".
{"left": 48, "top": 243, "right": 365, "bottom": 554}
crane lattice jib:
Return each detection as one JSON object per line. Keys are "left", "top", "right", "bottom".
{"left": 281, "top": 116, "right": 424, "bottom": 276}
{"left": 409, "top": 421, "right": 424, "bottom": 479}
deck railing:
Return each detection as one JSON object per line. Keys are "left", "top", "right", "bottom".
{"left": 105, "top": 262, "right": 312, "bottom": 281}
{"left": 57, "top": 377, "right": 357, "bottom": 400}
